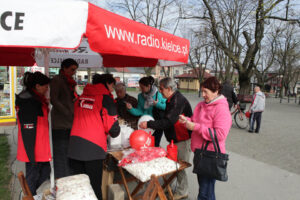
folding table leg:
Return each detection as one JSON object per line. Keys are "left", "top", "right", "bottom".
{"left": 153, "top": 176, "right": 167, "bottom": 200}
{"left": 163, "top": 176, "right": 173, "bottom": 199}
{"left": 143, "top": 175, "right": 167, "bottom": 200}
{"left": 131, "top": 181, "right": 145, "bottom": 197}
{"left": 118, "top": 167, "right": 133, "bottom": 200}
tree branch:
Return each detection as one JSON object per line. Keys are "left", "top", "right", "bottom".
{"left": 265, "top": 16, "right": 300, "bottom": 25}
{"left": 243, "top": 31, "right": 251, "bottom": 47}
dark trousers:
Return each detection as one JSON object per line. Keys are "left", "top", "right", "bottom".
{"left": 25, "top": 162, "right": 50, "bottom": 195}
{"left": 249, "top": 112, "right": 262, "bottom": 132}
{"left": 153, "top": 130, "right": 163, "bottom": 147}
{"left": 69, "top": 158, "right": 104, "bottom": 200}
{"left": 197, "top": 175, "right": 216, "bottom": 200}
{"left": 52, "top": 129, "right": 73, "bottom": 179}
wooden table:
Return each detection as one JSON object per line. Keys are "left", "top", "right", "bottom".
{"left": 109, "top": 151, "right": 191, "bottom": 200}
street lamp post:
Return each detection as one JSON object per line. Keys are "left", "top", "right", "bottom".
{"left": 279, "top": 75, "right": 283, "bottom": 103}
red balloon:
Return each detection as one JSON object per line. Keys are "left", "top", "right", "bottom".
{"left": 129, "top": 130, "right": 153, "bottom": 150}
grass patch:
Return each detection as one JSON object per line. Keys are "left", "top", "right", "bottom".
{"left": 0, "top": 135, "right": 11, "bottom": 200}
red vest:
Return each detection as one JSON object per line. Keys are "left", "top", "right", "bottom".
{"left": 17, "top": 104, "right": 51, "bottom": 162}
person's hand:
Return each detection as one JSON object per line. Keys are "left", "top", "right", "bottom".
{"left": 153, "top": 100, "right": 158, "bottom": 106}
{"left": 139, "top": 121, "right": 148, "bottom": 129}
{"left": 185, "top": 121, "right": 195, "bottom": 131}
{"left": 179, "top": 115, "right": 187, "bottom": 124}
{"left": 126, "top": 102, "right": 132, "bottom": 109}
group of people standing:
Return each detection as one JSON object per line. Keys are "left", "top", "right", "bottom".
{"left": 16, "top": 58, "right": 121, "bottom": 200}
{"left": 16, "top": 58, "right": 236, "bottom": 200}
{"left": 117, "top": 75, "right": 233, "bottom": 200}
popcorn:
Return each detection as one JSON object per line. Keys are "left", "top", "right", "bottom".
{"left": 123, "top": 157, "right": 180, "bottom": 182}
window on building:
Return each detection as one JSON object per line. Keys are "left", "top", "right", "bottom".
{"left": 0, "top": 67, "right": 13, "bottom": 117}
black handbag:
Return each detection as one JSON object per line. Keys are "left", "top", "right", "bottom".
{"left": 152, "top": 92, "right": 165, "bottom": 120}
{"left": 192, "top": 128, "right": 229, "bottom": 182}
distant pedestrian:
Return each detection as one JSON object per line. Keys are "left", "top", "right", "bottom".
{"left": 248, "top": 84, "right": 265, "bottom": 133}
{"left": 221, "top": 79, "right": 238, "bottom": 110}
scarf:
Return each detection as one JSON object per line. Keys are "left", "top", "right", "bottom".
{"left": 32, "top": 89, "right": 49, "bottom": 113}
{"left": 60, "top": 69, "right": 78, "bottom": 99}
{"left": 142, "top": 85, "right": 158, "bottom": 109}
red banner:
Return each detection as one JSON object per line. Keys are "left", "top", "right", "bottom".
{"left": 86, "top": 4, "right": 189, "bottom": 65}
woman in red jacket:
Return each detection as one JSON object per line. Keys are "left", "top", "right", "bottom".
{"left": 16, "top": 72, "right": 51, "bottom": 195}
{"left": 68, "top": 74, "right": 120, "bottom": 200}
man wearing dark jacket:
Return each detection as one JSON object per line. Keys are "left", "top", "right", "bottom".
{"left": 139, "top": 77, "right": 192, "bottom": 200}
{"left": 221, "top": 79, "right": 238, "bottom": 110}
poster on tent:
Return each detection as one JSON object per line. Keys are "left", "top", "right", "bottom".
{"left": 35, "top": 39, "right": 103, "bottom": 68}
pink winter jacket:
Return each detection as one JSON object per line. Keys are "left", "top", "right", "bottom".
{"left": 189, "top": 95, "right": 232, "bottom": 153}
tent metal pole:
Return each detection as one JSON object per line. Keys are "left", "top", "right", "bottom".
{"left": 43, "top": 49, "right": 55, "bottom": 190}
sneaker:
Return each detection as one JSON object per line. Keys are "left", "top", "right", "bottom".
{"left": 248, "top": 130, "right": 254, "bottom": 133}
{"left": 173, "top": 193, "right": 188, "bottom": 200}
{"left": 255, "top": 131, "right": 259, "bottom": 134}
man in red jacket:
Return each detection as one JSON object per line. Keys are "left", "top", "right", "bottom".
{"left": 68, "top": 74, "right": 120, "bottom": 200}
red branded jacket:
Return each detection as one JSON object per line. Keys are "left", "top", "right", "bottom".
{"left": 16, "top": 91, "right": 51, "bottom": 163}
{"left": 68, "top": 83, "right": 120, "bottom": 161}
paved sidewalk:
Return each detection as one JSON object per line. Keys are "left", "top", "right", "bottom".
{"left": 3, "top": 93, "right": 300, "bottom": 200}
{"left": 159, "top": 137, "right": 300, "bottom": 200}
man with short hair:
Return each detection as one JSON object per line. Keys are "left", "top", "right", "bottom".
{"left": 50, "top": 58, "right": 78, "bottom": 178}
{"left": 115, "top": 82, "right": 139, "bottom": 129}
{"left": 139, "top": 77, "right": 192, "bottom": 200}
{"left": 248, "top": 84, "right": 265, "bottom": 133}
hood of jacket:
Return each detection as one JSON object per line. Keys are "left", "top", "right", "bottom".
{"left": 82, "top": 83, "right": 111, "bottom": 96}
{"left": 16, "top": 90, "right": 35, "bottom": 106}
{"left": 255, "top": 91, "right": 265, "bottom": 98}
{"left": 205, "top": 95, "right": 228, "bottom": 107}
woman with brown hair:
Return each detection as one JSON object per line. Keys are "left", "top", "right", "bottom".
{"left": 180, "top": 77, "right": 232, "bottom": 200}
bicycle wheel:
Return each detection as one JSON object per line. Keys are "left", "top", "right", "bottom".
{"left": 234, "top": 111, "right": 248, "bottom": 129}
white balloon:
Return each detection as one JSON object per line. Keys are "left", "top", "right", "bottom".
{"left": 138, "top": 115, "right": 155, "bottom": 135}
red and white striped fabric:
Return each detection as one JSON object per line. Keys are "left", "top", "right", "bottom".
{"left": 0, "top": 0, "right": 189, "bottom": 67}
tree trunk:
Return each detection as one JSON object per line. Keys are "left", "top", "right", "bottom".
{"left": 238, "top": 72, "right": 251, "bottom": 95}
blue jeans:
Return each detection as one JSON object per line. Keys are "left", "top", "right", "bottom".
{"left": 249, "top": 112, "right": 262, "bottom": 132}
{"left": 197, "top": 175, "right": 216, "bottom": 200}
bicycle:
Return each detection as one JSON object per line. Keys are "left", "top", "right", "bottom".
{"left": 231, "top": 103, "right": 249, "bottom": 129}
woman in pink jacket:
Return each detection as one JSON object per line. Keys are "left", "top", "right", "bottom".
{"left": 179, "top": 77, "right": 232, "bottom": 200}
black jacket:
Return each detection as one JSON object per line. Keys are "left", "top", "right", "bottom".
{"left": 147, "top": 91, "right": 192, "bottom": 143}
{"left": 221, "top": 82, "right": 238, "bottom": 109}
{"left": 16, "top": 91, "right": 44, "bottom": 163}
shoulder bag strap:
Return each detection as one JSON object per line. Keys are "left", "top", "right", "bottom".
{"left": 213, "top": 129, "right": 222, "bottom": 153}
{"left": 208, "top": 128, "right": 218, "bottom": 152}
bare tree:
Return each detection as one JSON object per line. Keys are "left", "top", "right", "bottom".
{"left": 182, "top": 0, "right": 300, "bottom": 94}
{"left": 187, "top": 28, "right": 213, "bottom": 95}
{"left": 274, "top": 23, "right": 300, "bottom": 97}
{"left": 253, "top": 27, "right": 281, "bottom": 89}
{"left": 107, "top": 0, "right": 181, "bottom": 76}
